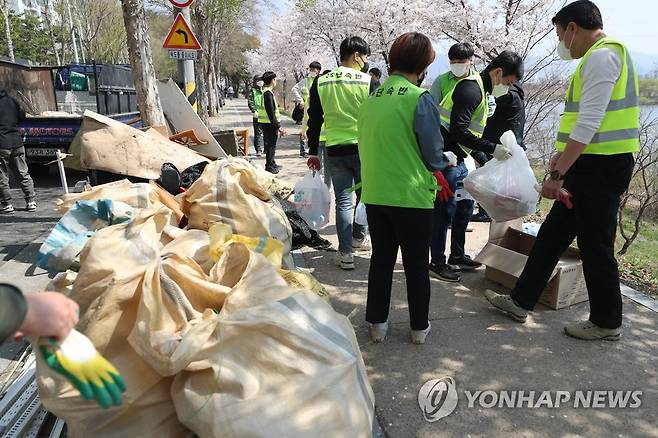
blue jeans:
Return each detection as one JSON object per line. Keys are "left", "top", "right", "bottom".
{"left": 430, "top": 162, "right": 474, "bottom": 265}
{"left": 327, "top": 154, "right": 367, "bottom": 253}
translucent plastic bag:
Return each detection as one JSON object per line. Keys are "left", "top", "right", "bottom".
{"left": 354, "top": 202, "right": 368, "bottom": 226}
{"left": 464, "top": 130, "right": 538, "bottom": 222}
{"left": 293, "top": 170, "right": 331, "bottom": 230}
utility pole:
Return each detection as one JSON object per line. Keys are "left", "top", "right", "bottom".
{"left": 120, "top": 0, "right": 166, "bottom": 126}
{"left": 174, "top": 7, "right": 197, "bottom": 111}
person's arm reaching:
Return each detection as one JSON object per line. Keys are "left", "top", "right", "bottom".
{"left": 414, "top": 93, "right": 449, "bottom": 171}
{"left": 306, "top": 79, "right": 324, "bottom": 157}
{"left": 450, "top": 81, "right": 498, "bottom": 155}
{"left": 263, "top": 91, "right": 280, "bottom": 129}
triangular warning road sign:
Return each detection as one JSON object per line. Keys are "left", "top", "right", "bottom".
{"left": 163, "top": 13, "right": 202, "bottom": 50}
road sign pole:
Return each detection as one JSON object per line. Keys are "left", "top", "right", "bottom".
{"left": 175, "top": 7, "right": 197, "bottom": 111}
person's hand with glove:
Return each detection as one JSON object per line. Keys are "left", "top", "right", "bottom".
{"left": 433, "top": 170, "right": 454, "bottom": 202}
{"left": 443, "top": 151, "right": 458, "bottom": 167}
{"left": 493, "top": 144, "right": 513, "bottom": 161}
{"left": 307, "top": 155, "right": 321, "bottom": 170}
{"left": 40, "top": 329, "right": 126, "bottom": 409}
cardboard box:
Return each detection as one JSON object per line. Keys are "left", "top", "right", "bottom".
{"left": 475, "top": 220, "right": 588, "bottom": 310}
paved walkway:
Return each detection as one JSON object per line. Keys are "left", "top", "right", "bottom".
{"left": 215, "top": 99, "right": 658, "bottom": 438}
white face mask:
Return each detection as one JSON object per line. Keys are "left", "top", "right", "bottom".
{"left": 256, "top": 81, "right": 264, "bottom": 87}
{"left": 557, "top": 28, "right": 575, "bottom": 60}
{"left": 450, "top": 63, "right": 470, "bottom": 78}
{"left": 492, "top": 83, "right": 509, "bottom": 98}
{"left": 308, "top": 71, "right": 318, "bottom": 78}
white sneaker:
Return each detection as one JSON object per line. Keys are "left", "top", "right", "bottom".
{"left": 369, "top": 322, "right": 389, "bottom": 343}
{"left": 26, "top": 201, "right": 37, "bottom": 212}
{"left": 352, "top": 235, "right": 371, "bottom": 251}
{"left": 333, "top": 252, "right": 354, "bottom": 270}
{"left": 411, "top": 321, "right": 431, "bottom": 344}
{"left": 0, "top": 204, "right": 14, "bottom": 214}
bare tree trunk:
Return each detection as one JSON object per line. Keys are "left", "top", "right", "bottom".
{"left": 192, "top": 5, "right": 209, "bottom": 124}
{"left": 120, "top": 0, "right": 165, "bottom": 126}
{"left": 43, "top": 0, "right": 61, "bottom": 65}
{"left": 208, "top": 61, "right": 218, "bottom": 117}
{"left": 1, "top": 1, "right": 14, "bottom": 62}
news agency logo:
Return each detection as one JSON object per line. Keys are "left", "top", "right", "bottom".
{"left": 418, "top": 376, "right": 643, "bottom": 422}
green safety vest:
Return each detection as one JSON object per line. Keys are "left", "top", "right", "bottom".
{"left": 439, "top": 73, "right": 488, "bottom": 154}
{"left": 257, "top": 88, "right": 280, "bottom": 124}
{"left": 556, "top": 37, "right": 640, "bottom": 154}
{"left": 357, "top": 75, "right": 438, "bottom": 209}
{"left": 252, "top": 87, "right": 263, "bottom": 112}
{"left": 302, "top": 76, "right": 326, "bottom": 141}
{"left": 433, "top": 68, "right": 476, "bottom": 104}
{"left": 317, "top": 66, "right": 371, "bottom": 147}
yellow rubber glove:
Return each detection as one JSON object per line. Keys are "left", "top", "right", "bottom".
{"left": 40, "top": 329, "right": 126, "bottom": 409}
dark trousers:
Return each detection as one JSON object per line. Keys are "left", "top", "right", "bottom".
{"left": 430, "top": 162, "right": 474, "bottom": 265}
{"left": 511, "top": 153, "right": 634, "bottom": 329}
{"left": 0, "top": 146, "right": 35, "bottom": 204}
{"left": 365, "top": 204, "right": 433, "bottom": 330}
{"left": 261, "top": 124, "right": 279, "bottom": 171}
{"left": 252, "top": 118, "right": 263, "bottom": 153}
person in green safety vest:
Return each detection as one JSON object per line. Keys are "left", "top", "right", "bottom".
{"left": 306, "top": 36, "right": 372, "bottom": 271}
{"left": 258, "top": 71, "right": 286, "bottom": 174}
{"left": 293, "top": 61, "right": 322, "bottom": 157}
{"left": 486, "top": 1, "right": 639, "bottom": 341}
{"left": 429, "top": 42, "right": 476, "bottom": 105}
{"left": 247, "top": 75, "right": 264, "bottom": 156}
{"left": 358, "top": 32, "right": 455, "bottom": 344}
{"left": 430, "top": 50, "right": 524, "bottom": 283}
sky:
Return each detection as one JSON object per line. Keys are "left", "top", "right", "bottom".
{"left": 266, "top": 0, "right": 658, "bottom": 55}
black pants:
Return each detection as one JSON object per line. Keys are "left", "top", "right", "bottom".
{"left": 261, "top": 123, "right": 279, "bottom": 170}
{"left": 365, "top": 204, "right": 433, "bottom": 330}
{"left": 511, "top": 153, "right": 634, "bottom": 329}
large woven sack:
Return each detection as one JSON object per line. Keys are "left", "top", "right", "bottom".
{"left": 181, "top": 158, "right": 293, "bottom": 266}
{"left": 162, "top": 243, "right": 375, "bottom": 438}
{"left": 56, "top": 179, "right": 161, "bottom": 214}
{"left": 35, "top": 208, "right": 191, "bottom": 438}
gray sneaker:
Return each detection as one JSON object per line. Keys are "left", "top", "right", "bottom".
{"left": 411, "top": 321, "right": 431, "bottom": 344}
{"left": 0, "top": 204, "right": 14, "bottom": 214}
{"left": 369, "top": 322, "right": 388, "bottom": 343}
{"left": 484, "top": 290, "right": 528, "bottom": 323}
{"left": 26, "top": 201, "right": 37, "bottom": 212}
{"left": 564, "top": 320, "right": 621, "bottom": 341}
{"left": 333, "top": 252, "right": 354, "bottom": 270}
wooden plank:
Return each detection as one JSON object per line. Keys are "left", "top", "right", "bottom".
{"left": 157, "top": 78, "right": 227, "bottom": 158}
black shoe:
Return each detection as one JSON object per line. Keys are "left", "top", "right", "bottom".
{"left": 300, "top": 152, "right": 309, "bottom": 158}
{"left": 470, "top": 211, "right": 492, "bottom": 223}
{"left": 265, "top": 167, "right": 280, "bottom": 174}
{"left": 275, "top": 164, "right": 283, "bottom": 171}
{"left": 429, "top": 263, "right": 461, "bottom": 282}
{"left": 448, "top": 255, "right": 482, "bottom": 271}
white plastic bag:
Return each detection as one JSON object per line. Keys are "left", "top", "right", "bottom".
{"left": 293, "top": 170, "right": 331, "bottom": 230}
{"left": 354, "top": 202, "right": 368, "bottom": 226}
{"left": 464, "top": 130, "right": 538, "bottom": 222}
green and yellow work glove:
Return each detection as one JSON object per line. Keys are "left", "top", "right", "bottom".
{"left": 40, "top": 329, "right": 126, "bottom": 409}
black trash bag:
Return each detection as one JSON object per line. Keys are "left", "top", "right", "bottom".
{"left": 276, "top": 196, "right": 332, "bottom": 251}
{"left": 181, "top": 161, "right": 209, "bottom": 189}
{"left": 291, "top": 103, "right": 304, "bottom": 123}
{"left": 157, "top": 162, "right": 182, "bottom": 195}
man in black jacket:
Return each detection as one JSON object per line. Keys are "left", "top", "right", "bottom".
{"left": 471, "top": 81, "right": 526, "bottom": 222}
{"left": 0, "top": 88, "right": 36, "bottom": 214}
{"left": 430, "top": 51, "right": 524, "bottom": 282}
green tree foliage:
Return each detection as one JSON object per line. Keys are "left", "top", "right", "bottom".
{"left": 0, "top": 13, "right": 56, "bottom": 64}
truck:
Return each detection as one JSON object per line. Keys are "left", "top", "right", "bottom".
{"left": 0, "top": 59, "right": 142, "bottom": 171}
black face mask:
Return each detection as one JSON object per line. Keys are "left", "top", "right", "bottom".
{"left": 417, "top": 72, "right": 427, "bottom": 87}
{"left": 357, "top": 55, "right": 369, "bottom": 73}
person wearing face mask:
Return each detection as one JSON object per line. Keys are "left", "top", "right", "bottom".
{"left": 429, "top": 50, "right": 524, "bottom": 283}
{"left": 247, "top": 75, "right": 264, "bottom": 156}
{"left": 257, "top": 71, "right": 286, "bottom": 174}
{"left": 306, "top": 36, "right": 372, "bottom": 270}
{"left": 357, "top": 32, "right": 454, "bottom": 344}
{"left": 429, "top": 42, "right": 475, "bottom": 105}
{"left": 292, "top": 61, "right": 322, "bottom": 157}
{"left": 486, "top": 1, "right": 639, "bottom": 341}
